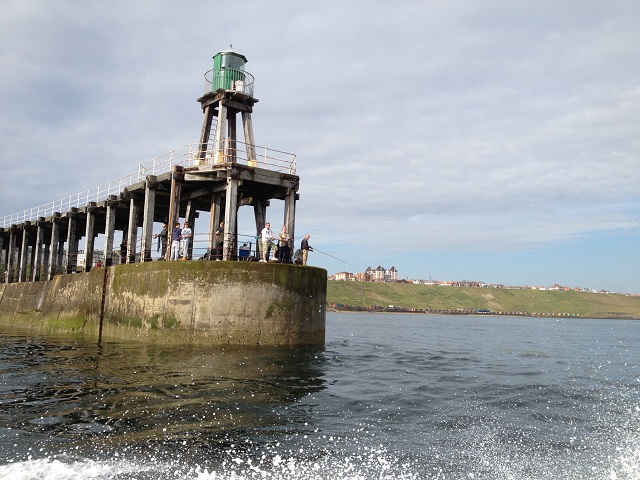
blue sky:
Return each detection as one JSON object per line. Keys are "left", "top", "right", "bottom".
{"left": 1, "top": 1, "right": 638, "bottom": 293}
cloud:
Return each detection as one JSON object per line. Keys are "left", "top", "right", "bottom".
{"left": 1, "top": 1, "right": 638, "bottom": 291}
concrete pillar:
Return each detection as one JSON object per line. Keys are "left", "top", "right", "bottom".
{"left": 223, "top": 175, "right": 238, "bottom": 261}
{"left": 65, "top": 209, "right": 79, "bottom": 274}
{"left": 127, "top": 198, "right": 139, "bottom": 263}
{"left": 140, "top": 175, "right": 156, "bottom": 262}
{"left": 32, "top": 218, "right": 45, "bottom": 281}
{"left": 104, "top": 196, "right": 117, "bottom": 267}
{"left": 47, "top": 213, "right": 61, "bottom": 281}
{"left": 83, "top": 203, "right": 97, "bottom": 272}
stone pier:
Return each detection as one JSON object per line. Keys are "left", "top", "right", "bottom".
{"left": 0, "top": 261, "right": 326, "bottom": 346}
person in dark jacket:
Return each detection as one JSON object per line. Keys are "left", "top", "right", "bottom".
{"left": 300, "top": 234, "right": 313, "bottom": 266}
{"left": 120, "top": 238, "right": 127, "bottom": 264}
{"left": 278, "top": 225, "right": 291, "bottom": 263}
{"left": 154, "top": 223, "right": 168, "bottom": 259}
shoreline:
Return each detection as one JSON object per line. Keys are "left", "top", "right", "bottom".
{"left": 327, "top": 306, "right": 639, "bottom": 320}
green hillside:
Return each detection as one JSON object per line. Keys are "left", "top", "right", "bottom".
{"left": 327, "top": 281, "right": 640, "bottom": 319}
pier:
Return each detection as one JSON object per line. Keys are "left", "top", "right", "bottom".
{"left": 1, "top": 49, "right": 299, "bottom": 283}
{"left": 0, "top": 49, "right": 326, "bottom": 346}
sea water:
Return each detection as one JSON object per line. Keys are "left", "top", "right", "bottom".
{"left": 0, "top": 313, "right": 638, "bottom": 479}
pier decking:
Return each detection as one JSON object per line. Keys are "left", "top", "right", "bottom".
{"left": 0, "top": 142, "right": 298, "bottom": 283}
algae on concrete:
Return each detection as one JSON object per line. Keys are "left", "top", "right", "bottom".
{"left": 0, "top": 261, "right": 327, "bottom": 345}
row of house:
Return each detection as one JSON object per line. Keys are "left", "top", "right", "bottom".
{"left": 330, "top": 266, "right": 398, "bottom": 282}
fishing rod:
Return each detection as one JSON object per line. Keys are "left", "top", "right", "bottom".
{"left": 312, "top": 248, "right": 363, "bottom": 271}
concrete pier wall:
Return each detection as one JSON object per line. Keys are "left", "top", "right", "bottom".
{"left": 0, "top": 262, "right": 326, "bottom": 345}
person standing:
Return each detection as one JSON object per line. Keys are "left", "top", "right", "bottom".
{"left": 154, "top": 223, "right": 168, "bottom": 259}
{"left": 260, "top": 222, "right": 275, "bottom": 262}
{"left": 214, "top": 221, "right": 224, "bottom": 260}
{"left": 278, "top": 225, "right": 291, "bottom": 263}
{"left": 180, "top": 221, "right": 192, "bottom": 259}
{"left": 119, "top": 238, "right": 127, "bottom": 265}
{"left": 301, "top": 234, "right": 313, "bottom": 266}
{"left": 170, "top": 222, "right": 181, "bottom": 260}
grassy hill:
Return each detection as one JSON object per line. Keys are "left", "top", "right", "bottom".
{"left": 327, "top": 281, "right": 640, "bottom": 319}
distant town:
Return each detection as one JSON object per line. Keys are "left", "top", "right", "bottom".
{"left": 329, "top": 265, "right": 639, "bottom": 297}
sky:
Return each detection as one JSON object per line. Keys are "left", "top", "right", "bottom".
{"left": 0, "top": 1, "right": 638, "bottom": 293}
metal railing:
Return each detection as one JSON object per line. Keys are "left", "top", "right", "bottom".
{"left": 203, "top": 69, "right": 255, "bottom": 97}
{"left": 201, "top": 140, "right": 296, "bottom": 175}
{"left": 1, "top": 142, "right": 296, "bottom": 228}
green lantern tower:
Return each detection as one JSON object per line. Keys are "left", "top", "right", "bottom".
{"left": 197, "top": 48, "right": 257, "bottom": 166}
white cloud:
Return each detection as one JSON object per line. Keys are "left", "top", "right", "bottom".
{"left": 1, "top": 0, "right": 638, "bottom": 291}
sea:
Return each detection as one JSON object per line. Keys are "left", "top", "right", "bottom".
{"left": 0, "top": 312, "right": 638, "bottom": 480}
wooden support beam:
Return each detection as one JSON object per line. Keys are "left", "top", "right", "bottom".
{"left": 185, "top": 200, "right": 196, "bottom": 260}
{"left": 284, "top": 188, "right": 297, "bottom": 247}
{"left": 32, "top": 217, "right": 45, "bottom": 281}
{"left": 208, "top": 192, "right": 223, "bottom": 257}
{"left": 127, "top": 198, "right": 139, "bottom": 263}
{"left": 104, "top": 196, "right": 118, "bottom": 267}
{"left": 56, "top": 227, "right": 65, "bottom": 275}
{"left": 253, "top": 198, "right": 267, "bottom": 260}
{"left": 223, "top": 176, "right": 238, "bottom": 261}
{"left": 228, "top": 110, "right": 237, "bottom": 164}
{"left": 220, "top": 98, "right": 254, "bottom": 113}
{"left": 0, "top": 233, "right": 4, "bottom": 277}
{"left": 198, "top": 104, "right": 214, "bottom": 164}
{"left": 166, "top": 166, "right": 183, "bottom": 260}
{"left": 27, "top": 228, "right": 36, "bottom": 281}
{"left": 66, "top": 209, "right": 78, "bottom": 274}
{"left": 6, "top": 227, "right": 17, "bottom": 282}
{"left": 185, "top": 185, "right": 220, "bottom": 201}
{"left": 141, "top": 175, "right": 156, "bottom": 262}
{"left": 83, "top": 203, "right": 97, "bottom": 272}
{"left": 42, "top": 243, "right": 50, "bottom": 280}
{"left": 213, "top": 102, "right": 227, "bottom": 164}
{"left": 18, "top": 223, "right": 30, "bottom": 282}
{"left": 47, "top": 213, "right": 61, "bottom": 280}
{"left": 242, "top": 111, "right": 257, "bottom": 166}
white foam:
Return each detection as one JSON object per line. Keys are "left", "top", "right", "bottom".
{"left": 0, "top": 449, "right": 420, "bottom": 480}
{"left": 0, "top": 457, "right": 150, "bottom": 480}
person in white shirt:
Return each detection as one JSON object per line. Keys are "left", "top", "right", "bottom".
{"left": 180, "top": 222, "right": 192, "bottom": 259}
{"left": 260, "top": 222, "right": 275, "bottom": 262}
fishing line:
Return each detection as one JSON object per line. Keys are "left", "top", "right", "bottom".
{"left": 313, "top": 248, "right": 363, "bottom": 271}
